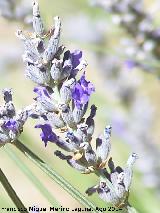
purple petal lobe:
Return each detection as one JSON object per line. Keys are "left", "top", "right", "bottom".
{"left": 35, "top": 124, "right": 57, "bottom": 147}
{"left": 72, "top": 73, "right": 95, "bottom": 109}
{"left": 34, "top": 86, "right": 50, "bottom": 99}
{"left": 71, "top": 50, "right": 82, "bottom": 69}
{"left": 3, "top": 119, "right": 18, "bottom": 132}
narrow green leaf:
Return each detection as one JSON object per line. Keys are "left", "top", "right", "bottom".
{"left": 0, "top": 168, "right": 29, "bottom": 213}
{"left": 4, "top": 145, "right": 60, "bottom": 208}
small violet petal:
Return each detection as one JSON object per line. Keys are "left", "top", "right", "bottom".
{"left": 72, "top": 73, "right": 95, "bottom": 109}
{"left": 35, "top": 124, "right": 57, "bottom": 147}
{"left": 34, "top": 86, "right": 50, "bottom": 99}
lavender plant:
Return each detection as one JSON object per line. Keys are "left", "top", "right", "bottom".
{"left": 91, "top": 0, "right": 160, "bottom": 74}
{"left": 0, "top": 0, "right": 139, "bottom": 211}
{"left": 0, "top": 88, "right": 28, "bottom": 148}
{"left": 73, "top": 2, "right": 160, "bottom": 195}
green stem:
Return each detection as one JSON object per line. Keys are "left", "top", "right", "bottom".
{"left": 0, "top": 168, "right": 29, "bottom": 213}
{"left": 13, "top": 139, "right": 100, "bottom": 213}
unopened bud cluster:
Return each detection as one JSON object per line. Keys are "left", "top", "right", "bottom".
{"left": 86, "top": 153, "right": 138, "bottom": 207}
{"left": 0, "top": 0, "right": 138, "bottom": 208}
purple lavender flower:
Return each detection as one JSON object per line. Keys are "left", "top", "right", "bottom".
{"left": 71, "top": 50, "right": 82, "bottom": 67}
{"left": 62, "top": 50, "right": 83, "bottom": 78}
{"left": 71, "top": 50, "right": 82, "bottom": 76}
{"left": 3, "top": 119, "right": 18, "bottom": 133}
{"left": 35, "top": 124, "right": 57, "bottom": 147}
{"left": 34, "top": 86, "right": 51, "bottom": 100}
{"left": 72, "top": 72, "right": 95, "bottom": 109}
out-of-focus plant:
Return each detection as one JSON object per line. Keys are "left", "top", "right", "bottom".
{"left": 0, "top": 0, "right": 139, "bottom": 212}
{"left": 111, "top": 96, "right": 160, "bottom": 191}
{"left": 91, "top": 0, "right": 160, "bottom": 74}
{"left": 0, "top": 0, "right": 32, "bottom": 74}
{"left": 0, "top": 0, "right": 32, "bottom": 24}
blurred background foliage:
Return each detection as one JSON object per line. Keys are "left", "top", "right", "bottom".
{"left": 0, "top": 0, "right": 160, "bottom": 213}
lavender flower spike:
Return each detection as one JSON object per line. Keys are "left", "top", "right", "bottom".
{"left": 17, "top": 0, "right": 138, "bottom": 209}
{"left": 86, "top": 154, "right": 138, "bottom": 208}
{"left": 0, "top": 88, "right": 29, "bottom": 148}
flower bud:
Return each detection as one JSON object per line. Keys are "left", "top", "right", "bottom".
{"left": 73, "top": 103, "right": 88, "bottom": 124}
{"left": 43, "top": 16, "right": 61, "bottom": 63}
{"left": 65, "top": 131, "right": 79, "bottom": 144}
{"left": 96, "top": 125, "right": 112, "bottom": 165}
{"left": 2, "top": 88, "right": 13, "bottom": 103}
{"left": 5, "top": 102, "right": 16, "bottom": 118}
{"left": 60, "top": 78, "right": 76, "bottom": 104}
{"left": 85, "top": 105, "right": 97, "bottom": 141}
{"left": 75, "top": 123, "right": 88, "bottom": 142}
{"left": 67, "top": 158, "right": 88, "bottom": 172}
{"left": 46, "top": 112, "right": 65, "bottom": 129}
{"left": 54, "top": 150, "right": 72, "bottom": 160}
{"left": 59, "top": 104, "right": 76, "bottom": 129}
{"left": 55, "top": 45, "right": 65, "bottom": 58}
{"left": 97, "top": 182, "right": 120, "bottom": 206}
{"left": 55, "top": 137, "right": 79, "bottom": 152}
{"left": 34, "top": 86, "right": 59, "bottom": 112}
{"left": 60, "top": 51, "right": 72, "bottom": 80}
{"left": 50, "top": 59, "right": 62, "bottom": 81}
{"left": 16, "top": 30, "right": 37, "bottom": 55}
{"left": 32, "top": 0, "right": 45, "bottom": 36}
{"left": 25, "top": 65, "right": 50, "bottom": 85}
{"left": 80, "top": 142, "right": 96, "bottom": 166}
{"left": 123, "top": 153, "right": 138, "bottom": 191}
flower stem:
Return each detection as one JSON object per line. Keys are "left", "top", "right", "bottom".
{"left": 0, "top": 168, "right": 29, "bottom": 213}
{"left": 13, "top": 139, "right": 100, "bottom": 213}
